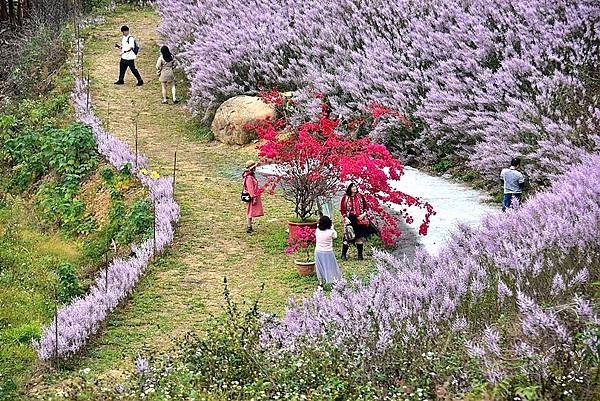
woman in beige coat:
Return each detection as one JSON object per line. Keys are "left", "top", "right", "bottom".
{"left": 156, "top": 45, "right": 178, "bottom": 104}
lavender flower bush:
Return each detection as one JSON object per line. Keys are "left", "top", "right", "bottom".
{"left": 156, "top": 0, "right": 600, "bottom": 186}
{"left": 33, "top": 40, "right": 180, "bottom": 360}
{"left": 262, "top": 153, "right": 600, "bottom": 395}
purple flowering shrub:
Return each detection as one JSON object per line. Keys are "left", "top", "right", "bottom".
{"left": 156, "top": 0, "right": 600, "bottom": 187}
{"left": 33, "top": 40, "right": 180, "bottom": 360}
{"left": 261, "top": 153, "right": 600, "bottom": 396}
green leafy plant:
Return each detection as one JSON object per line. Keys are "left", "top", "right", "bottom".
{"left": 432, "top": 159, "right": 452, "bottom": 174}
{"left": 1, "top": 113, "right": 99, "bottom": 236}
{"left": 57, "top": 262, "right": 83, "bottom": 304}
{"left": 81, "top": 168, "right": 153, "bottom": 265}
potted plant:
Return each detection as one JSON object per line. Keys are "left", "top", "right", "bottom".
{"left": 285, "top": 226, "right": 316, "bottom": 276}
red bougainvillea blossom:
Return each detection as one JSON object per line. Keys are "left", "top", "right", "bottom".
{"left": 258, "top": 89, "right": 285, "bottom": 106}
{"left": 367, "top": 101, "right": 412, "bottom": 127}
{"left": 248, "top": 97, "right": 435, "bottom": 246}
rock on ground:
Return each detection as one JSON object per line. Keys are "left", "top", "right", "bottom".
{"left": 211, "top": 96, "right": 275, "bottom": 145}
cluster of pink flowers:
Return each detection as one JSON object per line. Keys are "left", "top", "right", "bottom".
{"left": 285, "top": 227, "right": 316, "bottom": 262}
{"left": 250, "top": 101, "right": 435, "bottom": 244}
{"left": 34, "top": 39, "right": 180, "bottom": 361}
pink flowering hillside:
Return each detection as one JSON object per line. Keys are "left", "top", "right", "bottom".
{"left": 156, "top": 0, "right": 600, "bottom": 186}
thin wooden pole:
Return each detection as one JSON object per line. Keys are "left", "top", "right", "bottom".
{"left": 72, "top": 4, "right": 77, "bottom": 45}
{"left": 106, "top": 98, "right": 110, "bottom": 133}
{"left": 86, "top": 70, "right": 90, "bottom": 110}
{"left": 76, "top": 32, "right": 80, "bottom": 67}
{"left": 105, "top": 243, "right": 109, "bottom": 293}
{"left": 75, "top": 1, "right": 80, "bottom": 39}
{"left": 153, "top": 201, "right": 157, "bottom": 260}
{"left": 172, "top": 151, "right": 177, "bottom": 190}
{"left": 54, "top": 286, "right": 59, "bottom": 369}
{"left": 134, "top": 119, "right": 138, "bottom": 168}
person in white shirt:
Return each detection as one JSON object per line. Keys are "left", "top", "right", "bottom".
{"left": 314, "top": 215, "right": 342, "bottom": 286}
{"left": 114, "top": 25, "right": 143, "bottom": 86}
{"left": 500, "top": 157, "right": 525, "bottom": 211}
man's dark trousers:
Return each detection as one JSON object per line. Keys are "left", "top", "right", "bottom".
{"left": 118, "top": 58, "right": 143, "bottom": 83}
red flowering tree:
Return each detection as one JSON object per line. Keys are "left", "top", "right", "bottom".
{"left": 248, "top": 92, "right": 435, "bottom": 246}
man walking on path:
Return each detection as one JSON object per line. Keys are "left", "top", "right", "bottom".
{"left": 500, "top": 157, "right": 525, "bottom": 211}
{"left": 114, "top": 25, "right": 143, "bottom": 86}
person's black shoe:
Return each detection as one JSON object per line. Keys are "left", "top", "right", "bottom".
{"left": 136, "top": 80, "right": 144, "bottom": 86}
{"left": 341, "top": 244, "right": 349, "bottom": 261}
{"left": 173, "top": 99, "right": 180, "bottom": 104}
{"left": 246, "top": 226, "right": 253, "bottom": 233}
{"left": 357, "top": 244, "right": 364, "bottom": 261}
{"left": 114, "top": 81, "right": 124, "bottom": 85}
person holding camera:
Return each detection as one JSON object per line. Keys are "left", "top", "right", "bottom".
{"left": 242, "top": 160, "right": 264, "bottom": 233}
{"left": 114, "top": 25, "right": 143, "bottom": 86}
{"left": 315, "top": 215, "right": 342, "bottom": 286}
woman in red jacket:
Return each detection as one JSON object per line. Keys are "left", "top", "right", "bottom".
{"left": 243, "top": 160, "right": 264, "bottom": 233}
{"left": 340, "top": 182, "right": 378, "bottom": 260}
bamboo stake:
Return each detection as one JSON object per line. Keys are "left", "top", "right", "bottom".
{"left": 106, "top": 98, "right": 110, "bottom": 134}
{"left": 134, "top": 119, "right": 138, "bottom": 168}
{"left": 105, "top": 243, "right": 109, "bottom": 293}
{"left": 153, "top": 201, "right": 157, "bottom": 260}
{"left": 172, "top": 150, "right": 177, "bottom": 190}
{"left": 54, "top": 286, "right": 59, "bottom": 369}
{"left": 86, "top": 70, "right": 90, "bottom": 110}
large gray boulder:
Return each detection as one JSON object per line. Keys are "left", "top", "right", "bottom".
{"left": 211, "top": 95, "right": 276, "bottom": 145}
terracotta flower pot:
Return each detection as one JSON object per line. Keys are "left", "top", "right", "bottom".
{"left": 294, "top": 260, "right": 315, "bottom": 276}
{"left": 288, "top": 220, "right": 317, "bottom": 240}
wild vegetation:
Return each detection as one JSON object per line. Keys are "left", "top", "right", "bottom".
{"left": 1, "top": 1, "right": 598, "bottom": 400}
{"left": 0, "top": 20, "right": 153, "bottom": 400}
{"left": 44, "top": 155, "right": 600, "bottom": 398}
{"left": 55, "top": 1, "right": 598, "bottom": 399}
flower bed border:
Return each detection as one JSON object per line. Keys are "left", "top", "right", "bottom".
{"left": 34, "top": 38, "right": 180, "bottom": 361}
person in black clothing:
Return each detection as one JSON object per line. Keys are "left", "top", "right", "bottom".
{"left": 114, "top": 25, "right": 143, "bottom": 86}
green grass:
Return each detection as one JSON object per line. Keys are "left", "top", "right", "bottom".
{"left": 23, "top": 6, "right": 383, "bottom": 397}
{"left": 188, "top": 123, "right": 215, "bottom": 142}
{"left": 0, "top": 198, "right": 82, "bottom": 400}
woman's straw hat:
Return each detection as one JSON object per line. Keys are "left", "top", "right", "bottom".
{"left": 245, "top": 160, "right": 257, "bottom": 170}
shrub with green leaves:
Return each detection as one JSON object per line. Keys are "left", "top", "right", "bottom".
{"left": 1, "top": 115, "right": 99, "bottom": 235}
{"left": 57, "top": 262, "right": 83, "bottom": 304}
{"left": 82, "top": 167, "right": 154, "bottom": 265}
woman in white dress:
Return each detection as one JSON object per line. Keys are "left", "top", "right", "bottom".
{"left": 156, "top": 45, "right": 178, "bottom": 104}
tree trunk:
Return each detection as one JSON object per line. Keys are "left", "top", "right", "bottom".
{"left": 16, "top": 0, "right": 22, "bottom": 26}
{"left": 21, "top": 0, "right": 29, "bottom": 19}
{"left": 7, "top": 0, "right": 14, "bottom": 27}
{"left": 1, "top": 1, "right": 8, "bottom": 22}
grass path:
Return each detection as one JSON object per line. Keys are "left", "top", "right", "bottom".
{"left": 29, "top": 6, "right": 375, "bottom": 391}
